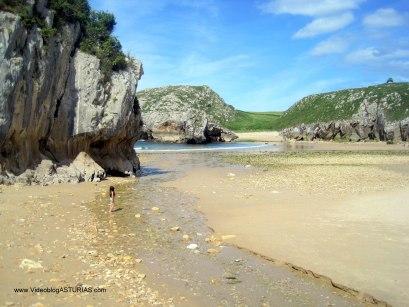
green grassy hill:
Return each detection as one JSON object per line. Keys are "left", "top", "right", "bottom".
{"left": 138, "top": 85, "right": 237, "bottom": 125}
{"left": 138, "top": 85, "right": 283, "bottom": 132}
{"left": 223, "top": 111, "right": 282, "bottom": 131}
{"left": 138, "top": 83, "right": 409, "bottom": 133}
{"left": 275, "top": 83, "right": 409, "bottom": 130}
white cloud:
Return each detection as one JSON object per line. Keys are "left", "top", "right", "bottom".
{"left": 311, "top": 36, "right": 349, "bottom": 56}
{"left": 294, "top": 13, "right": 354, "bottom": 38}
{"left": 363, "top": 8, "right": 406, "bottom": 28}
{"left": 346, "top": 47, "right": 380, "bottom": 63}
{"left": 346, "top": 47, "right": 409, "bottom": 69}
{"left": 260, "top": 0, "right": 364, "bottom": 16}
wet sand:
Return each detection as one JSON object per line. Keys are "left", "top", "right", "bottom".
{"left": 0, "top": 178, "right": 168, "bottom": 306}
{"left": 168, "top": 150, "right": 409, "bottom": 306}
{"left": 1, "top": 151, "right": 371, "bottom": 306}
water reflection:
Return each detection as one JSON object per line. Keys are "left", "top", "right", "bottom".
{"left": 134, "top": 141, "right": 274, "bottom": 153}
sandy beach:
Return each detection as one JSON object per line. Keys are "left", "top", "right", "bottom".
{"left": 0, "top": 148, "right": 381, "bottom": 307}
{"left": 168, "top": 149, "right": 409, "bottom": 306}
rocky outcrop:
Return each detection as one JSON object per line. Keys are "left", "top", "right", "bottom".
{"left": 0, "top": 5, "right": 143, "bottom": 184}
{"left": 142, "top": 114, "right": 237, "bottom": 144}
{"left": 281, "top": 101, "right": 409, "bottom": 143}
{"left": 138, "top": 85, "right": 238, "bottom": 143}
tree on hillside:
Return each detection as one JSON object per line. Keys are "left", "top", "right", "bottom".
{"left": 386, "top": 78, "right": 394, "bottom": 84}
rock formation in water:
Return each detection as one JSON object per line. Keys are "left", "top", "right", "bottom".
{"left": 279, "top": 83, "right": 409, "bottom": 142}
{"left": 0, "top": 2, "right": 143, "bottom": 184}
{"left": 137, "top": 85, "right": 238, "bottom": 143}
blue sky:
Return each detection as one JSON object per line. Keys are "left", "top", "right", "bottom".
{"left": 89, "top": 0, "right": 409, "bottom": 111}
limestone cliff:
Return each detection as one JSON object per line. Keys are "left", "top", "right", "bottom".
{"left": 279, "top": 83, "right": 409, "bottom": 142}
{"left": 137, "top": 85, "right": 237, "bottom": 143}
{"left": 0, "top": 4, "right": 143, "bottom": 184}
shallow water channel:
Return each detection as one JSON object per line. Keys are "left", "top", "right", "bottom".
{"left": 88, "top": 150, "right": 366, "bottom": 306}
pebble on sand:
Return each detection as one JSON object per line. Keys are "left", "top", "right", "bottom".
{"left": 170, "top": 226, "right": 180, "bottom": 231}
{"left": 182, "top": 234, "right": 190, "bottom": 241}
{"left": 135, "top": 214, "right": 141, "bottom": 218}
{"left": 151, "top": 207, "right": 160, "bottom": 212}
{"left": 19, "top": 259, "right": 43, "bottom": 271}
{"left": 187, "top": 244, "right": 198, "bottom": 250}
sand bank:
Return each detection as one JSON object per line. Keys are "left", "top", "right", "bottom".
{"left": 168, "top": 151, "right": 409, "bottom": 306}
{"left": 235, "top": 131, "right": 283, "bottom": 142}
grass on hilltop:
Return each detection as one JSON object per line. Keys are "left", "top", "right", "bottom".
{"left": 139, "top": 82, "right": 409, "bottom": 133}
{"left": 226, "top": 83, "right": 409, "bottom": 132}
{"left": 224, "top": 111, "right": 282, "bottom": 132}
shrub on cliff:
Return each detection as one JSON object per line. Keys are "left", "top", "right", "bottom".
{"left": 48, "top": 0, "right": 90, "bottom": 27}
{"left": 1, "top": 0, "right": 127, "bottom": 80}
{"left": 0, "top": 0, "right": 89, "bottom": 28}
{"left": 80, "top": 11, "right": 127, "bottom": 78}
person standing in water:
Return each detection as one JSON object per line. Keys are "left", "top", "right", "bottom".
{"left": 109, "top": 186, "right": 115, "bottom": 213}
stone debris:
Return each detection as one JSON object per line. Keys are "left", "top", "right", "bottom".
{"left": 170, "top": 226, "right": 180, "bottom": 232}
{"left": 151, "top": 207, "right": 160, "bottom": 212}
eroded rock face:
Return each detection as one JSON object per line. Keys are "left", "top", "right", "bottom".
{"left": 138, "top": 85, "right": 238, "bottom": 143}
{"left": 142, "top": 115, "right": 237, "bottom": 144}
{"left": 0, "top": 9, "right": 143, "bottom": 184}
{"left": 281, "top": 101, "right": 409, "bottom": 143}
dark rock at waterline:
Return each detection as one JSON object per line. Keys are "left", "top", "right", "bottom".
{"left": 141, "top": 119, "right": 237, "bottom": 144}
